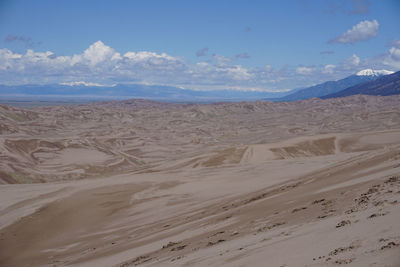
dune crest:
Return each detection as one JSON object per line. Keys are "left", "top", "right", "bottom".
{"left": 0, "top": 95, "right": 400, "bottom": 266}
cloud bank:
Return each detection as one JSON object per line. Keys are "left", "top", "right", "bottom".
{"left": 330, "top": 19, "right": 379, "bottom": 44}
{"left": 0, "top": 40, "right": 398, "bottom": 91}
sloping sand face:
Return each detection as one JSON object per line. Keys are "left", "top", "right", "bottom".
{"left": 0, "top": 96, "right": 400, "bottom": 266}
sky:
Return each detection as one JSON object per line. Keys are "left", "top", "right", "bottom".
{"left": 0, "top": 0, "right": 399, "bottom": 91}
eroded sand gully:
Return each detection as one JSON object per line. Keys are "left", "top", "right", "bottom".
{"left": 0, "top": 95, "right": 400, "bottom": 266}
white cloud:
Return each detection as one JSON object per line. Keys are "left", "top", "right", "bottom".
{"left": 212, "top": 54, "right": 232, "bottom": 65}
{"left": 322, "top": 64, "right": 336, "bottom": 74}
{"left": 389, "top": 39, "right": 400, "bottom": 49}
{"left": 60, "top": 81, "right": 113, "bottom": 87}
{"left": 343, "top": 54, "right": 360, "bottom": 69}
{"left": 296, "top": 66, "right": 314, "bottom": 75}
{"left": 0, "top": 41, "right": 262, "bottom": 89}
{"left": 0, "top": 49, "right": 22, "bottom": 71}
{"left": 388, "top": 47, "right": 400, "bottom": 61}
{"left": 382, "top": 46, "right": 400, "bottom": 69}
{"left": 123, "top": 51, "right": 175, "bottom": 62}
{"left": 330, "top": 19, "right": 379, "bottom": 44}
{"left": 82, "top": 40, "right": 120, "bottom": 65}
{"left": 2, "top": 40, "right": 394, "bottom": 92}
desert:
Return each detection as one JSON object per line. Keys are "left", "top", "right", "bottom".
{"left": 2, "top": 1, "right": 400, "bottom": 266}
{"left": 0, "top": 95, "right": 399, "bottom": 266}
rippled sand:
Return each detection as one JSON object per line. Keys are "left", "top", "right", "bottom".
{"left": 0, "top": 95, "right": 399, "bottom": 266}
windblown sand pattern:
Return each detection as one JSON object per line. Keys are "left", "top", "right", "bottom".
{"left": 0, "top": 95, "right": 400, "bottom": 266}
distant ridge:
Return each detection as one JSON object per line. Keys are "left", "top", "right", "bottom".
{"left": 272, "top": 69, "right": 393, "bottom": 102}
{"left": 322, "top": 71, "right": 400, "bottom": 99}
{"left": 0, "top": 83, "right": 290, "bottom": 102}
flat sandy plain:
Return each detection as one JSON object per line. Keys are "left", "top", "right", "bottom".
{"left": 0, "top": 95, "right": 399, "bottom": 266}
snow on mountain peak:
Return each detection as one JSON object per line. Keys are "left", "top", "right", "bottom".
{"left": 356, "top": 69, "right": 394, "bottom": 76}
{"left": 60, "top": 81, "right": 116, "bottom": 87}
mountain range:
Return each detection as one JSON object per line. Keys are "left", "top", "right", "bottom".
{"left": 0, "top": 69, "right": 398, "bottom": 102}
{"left": 322, "top": 70, "right": 400, "bottom": 99}
{"left": 271, "top": 69, "right": 394, "bottom": 102}
{"left": 0, "top": 83, "right": 289, "bottom": 102}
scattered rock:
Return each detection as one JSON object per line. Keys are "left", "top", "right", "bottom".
{"left": 292, "top": 207, "right": 307, "bottom": 213}
{"left": 336, "top": 220, "right": 351, "bottom": 228}
{"left": 373, "top": 200, "right": 385, "bottom": 206}
{"left": 312, "top": 199, "right": 325, "bottom": 204}
{"left": 367, "top": 212, "right": 388, "bottom": 219}
{"left": 335, "top": 258, "right": 354, "bottom": 264}
{"left": 118, "top": 255, "right": 150, "bottom": 267}
{"left": 171, "top": 245, "right": 186, "bottom": 251}
{"left": 171, "top": 255, "right": 182, "bottom": 262}
{"left": 363, "top": 187, "right": 379, "bottom": 195}
{"left": 321, "top": 200, "right": 334, "bottom": 207}
{"left": 385, "top": 176, "right": 399, "bottom": 184}
{"left": 329, "top": 244, "right": 356, "bottom": 256}
{"left": 355, "top": 195, "right": 369, "bottom": 205}
{"left": 380, "top": 241, "right": 399, "bottom": 250}
{"left": 162, "top": 241, "right": 180, "bottom": 249}
{"left": 257, "top": 222, "right": 286, "bottom": 232}
{"left": 345, "top": 208, "right": 357, "bottom": 214}
{"left": 207, "top": 239, "right": 226, "bottom": 246}
{"left": 210, "top": 231, "right": 225, "bottom": 237}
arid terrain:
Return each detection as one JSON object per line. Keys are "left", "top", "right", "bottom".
{"left": 0, "top": 95, "right": 400, "bottom": 266}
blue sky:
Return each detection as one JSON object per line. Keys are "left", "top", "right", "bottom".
{"left": 0, "top": 0, "right": 399, "bottom": 91}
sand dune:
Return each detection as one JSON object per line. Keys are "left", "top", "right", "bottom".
{"left": 0, "top": 95, "right": 400, "bottom": 266}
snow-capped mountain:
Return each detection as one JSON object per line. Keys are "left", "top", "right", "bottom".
{"left": 322, "top": 70, "right": 400, "bottom": 99}
{"left": 356, "top": 69, "right": 394, "bottom": 76}
{"left": 272, "top": 69, "right": 396, "bottom": 102}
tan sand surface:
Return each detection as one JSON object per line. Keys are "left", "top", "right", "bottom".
{"left": 0, "top": 95, "right": 400, "bottom": 266}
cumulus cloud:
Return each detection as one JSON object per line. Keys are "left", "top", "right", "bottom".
{"left": 388, "top": 47, "right": 400, "bottom": 61}
{"left": 343, "top": 54, "right": 360, "bottom": 69}
{"left": 0, "top": 41, "right": 265, "bottom": 89}
{"left": 196, "top": 47, "right": 208, "bottom": 57}
{"left": 322, "top": 64, "right": 336, "bottom": 74}
{"left": 330, "top": 19, "right": 379, "bottom": 44}
{"left": 381, "top": 40, "right": 400, "bottom": 69}
{"left": 212, "top": 54, "right": 233, "bottom": 64}
{"left": 387, "top": 39, "right": 400, "bottom": 49}
{"left": 296, "top": 66, "right": 315, "bottom": 75}
{"left": 2, "top": 40, "right": 393, "bottom": 92}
